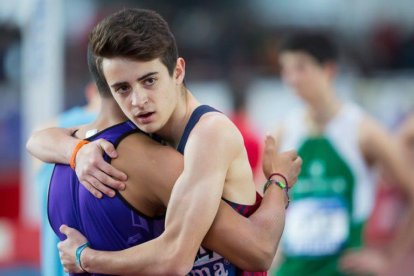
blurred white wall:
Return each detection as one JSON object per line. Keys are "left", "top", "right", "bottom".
{"left": 21, "top": 0, "right": 65, "bottom": 226}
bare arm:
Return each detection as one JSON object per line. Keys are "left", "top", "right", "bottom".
{"left": 26, "top": 127, "right": 78, "bottom": 164}
{"left": 398, "top": 114, "right": 414, "bottom": 142}
{"left": 203, "top": 184, "right": 286, "bottom": 271}
{"left": 76, "top": 116, "right": 238, "bottom": 275}
{"left": 202, "top": 136, "right": 300, "bottom": 270}
{"left": 360, "top": 117, "right": 414, "bottom": 262}
{"left": 360, "top": 117, "right": 414, "bottom": 198}
{"left": 398, "top": 114, "right": 414, "bottom": 164}
{"left": 59, "top": 133, "right": 301, "bottom": 273}
{"left": 26, "top": 127, "right": 127, "bottom": 198}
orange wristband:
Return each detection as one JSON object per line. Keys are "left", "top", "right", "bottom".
{"left": 70, "top": 140, "right": 90, "bottom": 170}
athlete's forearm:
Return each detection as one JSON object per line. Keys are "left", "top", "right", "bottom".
{"left": 81, "top": 235, "right": 187, "bottom": 275}
{"left": 81, "top": 168, "right": 225, "bottom": 275}
{"left": 81, "top": 179, "right": 222, "bottom": 274}
{"left": 386, "top": 205, "right": 414, "bottom": 265}
{"left": 26, "top": 127, "right": 79, "bottom": 164}
{"left": 247, "top": 183, "right": 286, "bottom": 263}
{"left": 202, "top": 183, "right": 286, "bottom": 271}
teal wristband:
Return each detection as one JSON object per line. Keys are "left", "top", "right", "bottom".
{"left": 75, "top": 242, "right": 90, "bottom": 272}
{"left": 263, "top": 178, "right": 290, "bottom": 209}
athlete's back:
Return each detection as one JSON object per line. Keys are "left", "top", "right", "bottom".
{"left": 48, "top": 121, "right": 165, "bottom": 275}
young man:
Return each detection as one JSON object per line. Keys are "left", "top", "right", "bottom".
{"left": 272, "top": 32, "right": 414, "bottom": 276}
{"left": 27, "top": 9, "right": 302, "bottom": 275}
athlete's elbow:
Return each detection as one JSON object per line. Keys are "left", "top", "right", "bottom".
{"left": 248, "top": 247, "right": 275, "bottom": 271}
{"left": 164, "top": 257, "right": 193, "bottom": 276}
{"left": 235, "top": 242, "right": 275, "bottom": 271}
{"left": 259, "top": 247, "right": 276, "bottom": 271}
{"left": 258, "top": 235, "right": 283, "bottom": 270}
{"left": 26, "top": 134, "right": 36, "bottom": 156}
{"left": 26, "top": 131, "right": 45, "bottom": 159}
{"left": 162, "top": 247, "right": 194, "bottom": 275}
{"left": 248, "top": 229, "right": 283, "bottom": 270}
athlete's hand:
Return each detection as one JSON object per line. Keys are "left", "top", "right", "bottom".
{"left": 58, "top": 224, "right": 89, "bottom": 273}
{"left": 75, "top": 139, "right": 127, "bottom": 198}
{"left": 262, "top": 134, "right": 302, "bottom": 188}
{"left": 339, "top": 248, "right": 388, "bottom": 276}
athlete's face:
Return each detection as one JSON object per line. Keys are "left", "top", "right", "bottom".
{"left": 102, "top": 57, "right": 185, "bottom": 134}
{"left": 279, "top": 51, "right": 333, "bottom": 101}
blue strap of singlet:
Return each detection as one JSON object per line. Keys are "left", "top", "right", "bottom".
{"left": 177, "top": 105, "right": 219, "bottom": 154}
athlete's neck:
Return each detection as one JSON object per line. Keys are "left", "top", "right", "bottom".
{"left": 156, "top": 87, "right": 199, "bottom": 147}
{"left": 78, "top": 98, "right": 127, "bottom": 138}
{"left": 306, "top": 87, "right": 342, "bottom": 127}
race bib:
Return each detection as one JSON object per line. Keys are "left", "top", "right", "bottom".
{"left": 189, "top": 247, "right": 235, "bottom": 276}
{"left": 283, "top": 198, "right": 349, "bottom": 256}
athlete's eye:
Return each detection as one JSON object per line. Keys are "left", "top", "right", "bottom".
{"left": 143, "top": 77, "right": 157, "bottom": 86}
{"left": 115, "top": 85, "right": 131, "bottom": 94}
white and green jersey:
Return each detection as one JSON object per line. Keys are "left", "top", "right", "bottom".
{"left": 276, "top": 103, "right": 375, "bottom": 276}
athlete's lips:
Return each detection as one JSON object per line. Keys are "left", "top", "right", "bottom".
{"left": 135, "top": 111, "right": 155, "bottom": 124}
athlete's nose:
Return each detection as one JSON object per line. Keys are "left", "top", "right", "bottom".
{"left": 131, "top": 89, "right": 148, "bottom": 108}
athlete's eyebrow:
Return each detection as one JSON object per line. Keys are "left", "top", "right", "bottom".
{"left": 137, "top": 72, "right": 158, "bottom": 82}
{"left": 110, "top": 72, "right": 158, "bottom": 89}
{"left": 110, "top": 81, "right": 129, "bottom": 89}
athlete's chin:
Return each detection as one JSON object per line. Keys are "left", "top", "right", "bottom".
{"left": 135, "top": 121, "right": 161, "bottom": 134}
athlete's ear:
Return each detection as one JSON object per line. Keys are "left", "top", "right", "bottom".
{"left": 175, "top": 57, "right": 185, "bottom": 84}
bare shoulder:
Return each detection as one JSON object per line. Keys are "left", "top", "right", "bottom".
{"left": 398, "top": 114, "right": 414, "bottom": 139}
{"left": 113, "top": 133, "right": 182, "bottom": 180}
{"left": 359, "top": 115, "right": 389, "bottom": 143}
{"left": 191, "top": 112, "right": 244, "bottom": 148}
{"left": 113, "top": 132, "right": 183, "bottom": 208}
{"left": 359, "top": 114, "right": 393, "bottom": 162}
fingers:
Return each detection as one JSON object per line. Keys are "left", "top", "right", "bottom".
{"left": 264, "top": 134, "right": 276, "bottom": 147}
{"left": 98, "top": 161, "right": 128, "bottom": 183}
{"left": 295, "top": 156, "right": 303, "bottom": 171}
{"left": 57, "top": 229, "right": 85, "bottom": 274}
{"left": 288, "top": 156, "right": 302, "bottom": 186}
{"left": 284, "top": 149, "right": 298, "bottom": 161}
{"left": 98, "top": 139, "right": 118, "bottom": 159}
{"left": 94, "top": 169, "right": 126, "bottom": 191}
{"left": 84, "top": 175, "right": 115, "bottom": 197}
{"left": 59, "top": 224, "right": 79, "bottom": 237}
{"left": 80, "top": 178, "right": 103, "bottom": 198}
{"left": 59, "top": 224, "right": 69, "bottom": 236}
{"left": 264, "top": 134, "right": 278, "bottom": 155}
{"left": 76, "top": 144, "right": 127, "bottom": 197}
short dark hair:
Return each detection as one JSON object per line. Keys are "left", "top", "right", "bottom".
{"left": 90, "top": 8, "right": 178, "bottom": 82}
{"left": 87, "top": 44, "right": 112, "bottom": 98}
{"left": 278, "top": 32, "right": 338, "bottom": 64}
